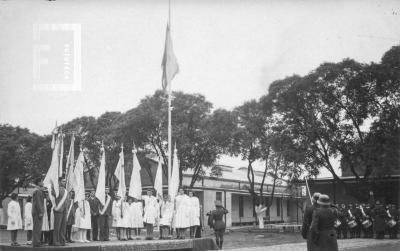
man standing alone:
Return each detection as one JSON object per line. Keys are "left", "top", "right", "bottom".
{"left": 32, "top": 179, "right": 45, "bottom": 247}
{"left": 51, "top": 178, "right": 68, "bottom": 246}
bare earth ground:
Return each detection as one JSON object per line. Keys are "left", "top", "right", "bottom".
{"left": 1, "top": 229, "right": 399, "bottom": 251}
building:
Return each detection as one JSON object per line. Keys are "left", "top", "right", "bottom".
{"left": 1, "top": 155, "right": 306, "bottom": 228}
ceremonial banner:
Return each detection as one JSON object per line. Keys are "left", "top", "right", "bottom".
{"left": 169, "top": 145, "right": 179, "bottom": 200}
{"left": 43, "top": 134, "right": 60, "bottom": 197}
{"left": 129, "top": 147, "right": 142, "bottom": 199}
{"left": 65, "top": 134, "right": 76, "bottom": 192}
{"left": 154, "top": 156, "right": 163, "bottom": 199}
{"left": 73, "top": 151, "right": 86, "bottom": 202}
{"left": 95, "top": 145, "right": 106, "bottom": 205}
{"left": 161, "top": 23, "right": 179, "bottom": 92}
{"left": 114, "top": 146, "right": 126, "bottom": 199}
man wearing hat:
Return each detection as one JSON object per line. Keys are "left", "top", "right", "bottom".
{"left": 208, "top": 200, "right": 228, "bottom": 249}
{"left": 302, "top": 192, "right": 320, "bottom": 251}
{"left": 310, "top": 194, "right": 338, "bottom": 251}
{"left": 50, "top": 178, "right": 68, "bottom": 246}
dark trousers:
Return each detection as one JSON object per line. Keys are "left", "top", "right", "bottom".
{"left": 98, "top": 215, "right": 109, "bottom": 241}
{"left": 53, "top": 211, "right": 67, "bottom": 245}
{"left": 362, "top": 226, "right": 373, "bottom": 238}
{"left": 90, "top": 215, "right": 99, "bottom": 240}
{"left": 32, "top": 215, "right": 43, "bottom": 246}
{"left": 145, "top": 223, "right": 154, "bottom": 239}
{"left": 339, "top": 226, "right": 348, "bottom": 239}
{"left": 195, "top": 226, "right": 202, "bottom": 238}
{"left": 376, "top": 231, "right": 385, "bottom": 239}
{"left": 389, "top": 226, "right": 398, "bottom": 239}
{"left": 214, "top": 229, "right": 225, "bottom": 249}
{"left": 10, "top": 230, "right": 18, "bottom": 244}
{"left": 27, "top": 230, "right": 32, "bottom": 241}
{"left": 66, "top": 225, "right": 72, "bottom": 241}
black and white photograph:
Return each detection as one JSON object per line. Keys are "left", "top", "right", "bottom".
{"left": 0, "top": 0, "right": 399, "bottom": 250}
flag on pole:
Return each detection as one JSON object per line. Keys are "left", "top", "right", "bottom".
{"left": 114, "top": 145, "right": 126, "bottom": 199}
{"left": 95, "top": 144, "right": 106, "bottom": 205}
{"left": 74, "top": 150, "right": 86, "bottom": 202}
{"left": 58, "top": 129, "right": 64, "bottom": 177}
{"left": 66, "top": 134, "right": 76, "bottom": 192}
{"left": 169, "top": 144, "right": 180, "bottom": 200}
{"left": 161, "top": 23, "right": 179, "bottom": 92}
{"left": 154, "top": 156, "right": 163, "bottom": 199}
{"left": 129, "top": 145, "right": 142, "bottom": 199}
{"left": 43, "top": 133, "right": 60, "bottom": 198}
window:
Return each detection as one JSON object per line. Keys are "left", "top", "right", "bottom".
{"left": 276, "top": 197, "right": 281, "bottom": 216}
{"left": 287, "top": 200, "right": 290, "bottom": 216}
{"left": 239, "top": 195, "right": 244, "bottom": 217}
{"left": 216, "top": 192, "right": 222, "bottom": 202}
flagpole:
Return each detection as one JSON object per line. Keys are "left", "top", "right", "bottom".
{"left": 168, "top": 83, "right": 172, "bottom": 194}
{"left": 305, "top": 177, "right": 313, "bottom": 204}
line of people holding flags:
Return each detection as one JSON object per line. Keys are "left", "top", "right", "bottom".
{"left": 7, "top": 178, "right": 204, "bottom": 247}
{"left": 302, "top": 192, "right": 399, "bottom": 251}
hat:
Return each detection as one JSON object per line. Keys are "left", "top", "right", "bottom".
{"left": 215, "top": 200, "right": 222, "bottom": 207}
{"left": 312, "top": 192, "right": 321, "bottom": 201}
{"left": 317, "top": 194, "right": 331, "bottom": 206}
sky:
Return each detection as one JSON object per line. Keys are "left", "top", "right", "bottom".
{"left": 0, "top": 0, "right": 399, "bottom": 177}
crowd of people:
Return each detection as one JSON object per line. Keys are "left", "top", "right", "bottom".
{"left": 302, "top": 192, "right": 399, "bottom": 251}
{"left": 6, "top": 177, "right": 229, "bottom": 249}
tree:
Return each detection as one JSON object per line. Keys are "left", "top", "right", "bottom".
{"left": 0, "top": 125, "right": 49, "bottom": 201}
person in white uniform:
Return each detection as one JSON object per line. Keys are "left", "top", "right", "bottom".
{"left": 188, "top": 191, "right": 200, "bottom": 238}
{"left": 122, "top": 196, "right": 132, "bottom": 240}
{"left": 72, "top": 192, "right": 91, "bottom": 242}
{"left": 174, "top": 188, "right": 190, "bottom": 239}
{"left": 131, "top": 197, "right": 144, "bottom": 239}
{"left": 159, "top": 194, "right": 174, "bottom": 239}
{"left": 142, "top": 189, "right": 159, "bottom": 240}
{"left": 24, "top": 196, "right": 33, "bottom": 245}
{"left": 112, "top": 194, "right": 125, "bottom": 240}
{"left": 7, "top": 193, "right": 22, "bottom": 246}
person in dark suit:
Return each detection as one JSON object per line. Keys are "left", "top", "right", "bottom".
{"left": 98, "top": 192, "right": 112, "bottom": 241}
{"left": 208, "top": 200, "right": 228, "bottom": 249}
{"left": 88, "top": 191, "right": 100, "bottom": 241}
{"left": 51, "top": 178, "right": 68, "bottom": 246}
{"left": 367, "top": 191, "right": 387, "bottom": 239}
{"left": 310, "top": 194, "right": 338, "bottom": 251}
{"left": 32, "top": 179, "right": 45, "bottom": 247}
{"left": 302, "top": 192, "right": 320, "bottom": 251}
{"left": 353, "top": 203, "right": 363, "bottom": 238}
{"left": 338, "top": 204, "right": 348, "bottom": 239}
{"left": 388, "top": 204, "right": 398, "bottom": 239}
{"left": 361, "top": 203, "right": 373, "bottom": 238}
{"left": 65, "top": 191, "right": 77, "bottom": 243}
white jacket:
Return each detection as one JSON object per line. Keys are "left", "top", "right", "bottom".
{"left": 7, "top": 200, "right": 22, "bottom": 230}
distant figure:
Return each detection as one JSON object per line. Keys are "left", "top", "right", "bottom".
{"left": 72, "top": 192, "right": 91, "bottom": 242}
{"left": 24, "top": 196, "right": 33, "bottom": 245}
{"left": 98, "top": 192, "right": 112, "bottom": 241}
{"left": 310, "top": 194, "right": 338, "bottom": 251}
{"left": 255, "top": 203, "right": 267, "bottom": 229}
{"left": 88, "top": 191, "right": 100, "bottom": 241}
{"left": 188, "top": 190, "right": 200, "bottom": 238}
{"left": 302, "top": 192, "right": 320, "bottom": 251}
{"left": 208, "top": 200, "right": 228, "bottom": 249}
{"left": 32, "top": 179, "right": 45, "bottom": 247}
{"left": 65, "top": 191, "right": 77, "bottom": 243}
{"left": 51, "top": 178, "right": 68, "bottom": 246}
{"left": 174, "top": 188, "right": 190, "bottom": 239}
{"left": 112, "top": 193, "right": 124, "bottom": 240}
{"left": 369, "top": 191, "right": 387, "bottom": 239}
{"left": 130, "top": 197, "right": 144, "bottom": 239}
{"left": 7, "top": 193, "right": 22, "bottom": 246}
{"left": 159, "top": 194, "right": 174, "bottom": 239}
{"left": 143, "top": 189, "right": 159, "bottom": 240}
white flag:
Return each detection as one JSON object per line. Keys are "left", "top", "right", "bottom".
{"left": 66, "top": 134, "right": 76, "bottom": 192}
{"left": 95, "top": 145, "right": 106, "bottom": 205}
{"left": 74, "top": 151, "right": 86, "bottom": 202}
{"left": 43, "top": 134, "right": 60, "bottom": 198}
{"left": 128, "top": 147, "right": 142, "bottom": 199}
{"left": 58, "top": 130, "right": 64, "bottom": 177}
{"left": 154, "top": 156, "right": 163, "bottom": 199}
{"left": 169, "top": 144, "right": 180, "bottom": 201}
{"left": 114, "top": 145, "right": 126, "bottom": 199}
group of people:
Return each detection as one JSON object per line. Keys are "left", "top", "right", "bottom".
{"left": 6, "top": 178, "right": 216, "bottom": 247}
{"left": 302, "top": 191, "right": 399, "bottom": 251}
